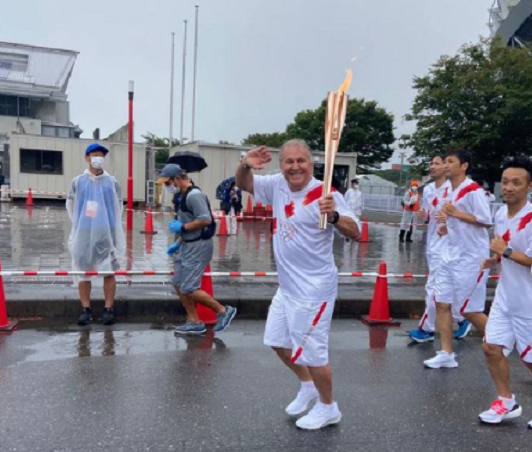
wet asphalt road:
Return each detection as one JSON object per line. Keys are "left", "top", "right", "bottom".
{"left": 1, "top": 320, "right": 531, "bottom": 452}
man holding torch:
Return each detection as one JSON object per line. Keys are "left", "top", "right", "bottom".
{"left": 236, "top": 140, "right": 360, "bottom": 430}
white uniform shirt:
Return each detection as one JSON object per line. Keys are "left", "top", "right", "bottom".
{"left": 253, "top": 174, "right": 358, "bottom": 303}
{"left": 422, "top": 180, "right": 451, "bottom": 256}
{"left": 344, "top": 188, "right": 363, "bottom": 217}
{"left": 493, "top": 203, "right": 532, "bottom": 318}
{"left": 442, "top": 178, "right": 491, "bottom": 265}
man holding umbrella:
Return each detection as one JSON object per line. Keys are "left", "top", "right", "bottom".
{"left": 158, "top": 156, "right": 236, "bottom": 335}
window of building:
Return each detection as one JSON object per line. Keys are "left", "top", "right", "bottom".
{"left": 20, "top": 149, "right": 63, "bottom": 175}
{"left": 0, "top": 95, "right": 31, "bottom": 117}
{"left": 42, "top": 125, "right": 71, "bottom": 138}
{"left": 0, "top": 52, "right": 28, "bottom": 72}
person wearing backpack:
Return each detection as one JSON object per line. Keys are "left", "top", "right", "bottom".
{"left": 157, "top": 163, "right": 236, "bottom": 335}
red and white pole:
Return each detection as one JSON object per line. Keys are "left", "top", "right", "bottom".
{"left": 127, "top": 80, "right": 134, "bottom": 231}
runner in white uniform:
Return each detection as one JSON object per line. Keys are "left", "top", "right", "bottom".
{"left": 408, "top": 155, "right": 469, "bottom": 343}
{"left": 235, "top": 140, "right": 360, "bottom": 430}
{"left": 478, "top": 158, "right": 532, "bottom": 428}
{"left": 424, "top": 150, "right": 492, "bottom": 369}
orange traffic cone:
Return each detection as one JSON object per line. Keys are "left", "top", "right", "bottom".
{"left": 217, "top": 211, "right": 229, "bottom": 236}
{"left": 0, "top": 259, "right": 18, "bottom": 332}
{"left": 244, "top": 195, "right": 254, "bottom": 221}
{"left": 358, "top": 217, "right": 370, "bottom": 242}
{"left": 361, "top": 261, "right": 400, "bottom": 326}
{"left": 197, "top": 264, "right": 218, "bottom": 325}
{"left": 246, "top": 195, "right": 253, "bottom": 213}
{"left": 140, "top": 207, "right": 158, "bottom": 234}
{"left": 26, "top": 188, "right": 34, "bottom": 207}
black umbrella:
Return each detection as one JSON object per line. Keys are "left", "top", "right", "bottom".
{"left": 166, "top": 150, "right": 208, "bottom": 173}
{"left": 216, "top": 176, "right": 235, "bottom": 200}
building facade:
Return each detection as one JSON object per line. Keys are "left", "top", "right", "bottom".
{"left": 164, "top": 142, "right": 359, "bottom": 207}
{"left": 0, "top": 41, "right": 148, "bottom": 201}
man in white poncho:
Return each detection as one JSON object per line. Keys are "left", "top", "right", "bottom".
{"left": 66, "top": 143, "right": 125, "bottom": 326}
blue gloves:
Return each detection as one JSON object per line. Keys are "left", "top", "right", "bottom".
{"left": 169, "top": 220, "right": 183, "bottom": 233}
{"left": 167, "top": 241, "right": 181, "bottom": 255}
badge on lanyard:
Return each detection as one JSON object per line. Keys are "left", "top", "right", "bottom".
{"left": 85, "top": 200, "right": 99, "bottom": 218}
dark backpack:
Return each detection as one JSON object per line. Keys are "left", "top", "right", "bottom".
{"left": 180, "top": 185, "right": 216, "bottom": 242}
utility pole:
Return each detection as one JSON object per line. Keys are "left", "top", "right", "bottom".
{"left": 180, "top": 20, "right": 188, "bottom": 145}
{"left": 169, "top": 32, "right": 175, "bottom": 153}
{"left": 191, "top": 5, "right": 199, "bottom": 142}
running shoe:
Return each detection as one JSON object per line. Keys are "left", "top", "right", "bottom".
{"left": 479, "top": 399, "right": 522, "bottom": 424}
{"left": 213, "top": 306, "right": 237, "bottom": 332}
{"left": 408, "top": 329, "right": 435, "bottom": 343}
{"left": 423, "top": 351, "right": 458, "bottom": 369}
{"left": 454, "top": 319, "right": 472, "bottom": 340}
{"left": 285, "top": 386, "right": 319, "bottom": 416}
{"left": 296, "top": 401, "right": 342, "bottom": 430}
{"left": 174, "top": 320, "right": 207, "bottom": 335}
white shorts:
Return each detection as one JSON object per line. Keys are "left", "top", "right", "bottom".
{"left": 485, "top": 302, "right": 532, "bottom": 363}
{"left": 264, "top": 288, "right": 335, "bottom": 367}
{"left": 434, "top": 264, "right": 488, "bottom": 314}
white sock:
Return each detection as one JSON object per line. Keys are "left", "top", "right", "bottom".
{"left": 301, "top": 381, "right": 315, "bottom": 390}
{"left": 499, "top": 395, "right": 516, "bottom": 409}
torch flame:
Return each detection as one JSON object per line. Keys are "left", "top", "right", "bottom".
{"left": 337, "top": 69, "right": 353, "bottom": 94}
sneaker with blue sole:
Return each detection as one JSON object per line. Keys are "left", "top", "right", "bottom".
{"left": 454, "top": 319, "right": 472, "bottom": 340}
{"left": 213, "top": 306, "right": 237, "bottom": 332}
{"left": 174, "top": 320, "right": 207, "bottom": 335}
{"left": 408, "top": 329, "right": 435, "bottom": 343}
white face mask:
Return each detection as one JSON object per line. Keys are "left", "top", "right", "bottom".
{"left": 411, "top": 186, "right": 418, "bottom": 192}
{"left": 90, "top": 156, "right": 105, "bottom": 170}
{"left": 165, "top": 183, "right": 178, "bottom": 195}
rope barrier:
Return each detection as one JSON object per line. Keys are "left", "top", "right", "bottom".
{"left": 0, "top": 269, "right": 500, "bottom": 279}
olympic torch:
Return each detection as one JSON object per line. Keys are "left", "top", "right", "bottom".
{"left": 319, "top": 70, "right": 352, "bottom": 229}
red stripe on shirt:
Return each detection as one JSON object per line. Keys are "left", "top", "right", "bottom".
{"left": 455, "top": 183, "right": 482, "bottom": 202}
{"left": 518, "top": 212, "right": 532, "bottom": 231}
{"left": 502, "top": 229, "right": 511, "bottom": 242}
{"left": 303, "top": 184, "right": 337, "bottom": 206}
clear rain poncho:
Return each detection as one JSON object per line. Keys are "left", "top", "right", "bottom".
{"left": 66, "top": 170, "right": 125, "bottom": 274}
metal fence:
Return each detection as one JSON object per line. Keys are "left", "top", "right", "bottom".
{"left": 362, "top": 194, "right": 504, "bottom": 219}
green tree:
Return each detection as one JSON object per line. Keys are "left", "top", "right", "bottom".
{"left": 402, "top": 37, "right": 532, "bottom": 184}
{"left": 241, "top": 132, "right": 288, "bottom": 148}
{"left": 285, "top": 98, "right": 395, "bottom": 171}
{"left": 143, "top": 133, "right": 180, "bottom": 165}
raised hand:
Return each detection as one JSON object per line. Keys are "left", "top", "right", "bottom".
{"left": 242, "top": 146, "right": 272, "bottom": 170}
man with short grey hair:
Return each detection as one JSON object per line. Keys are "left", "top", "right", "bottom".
{"left": 236, "top": 140, "right": 360, "bottom": 430}
{"left": 157, "top": 163, "right": 236, "bottom": 335}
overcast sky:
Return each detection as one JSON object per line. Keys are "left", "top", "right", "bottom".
{"left": 4, "top": 0, "right": 490, "bottom": 162}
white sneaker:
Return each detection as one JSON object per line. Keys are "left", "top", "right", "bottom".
{"left": 479, "top": 398, "right": 522, "bottom": 424}
{"left": 285, "top": 386, "right": 319, "bottom": 416}
{"left": 528, "top": 419, "right": 532, "bottom": 429}
{"left": 423, "top": 351, "right": 458, "bottom": 369}
{"left": 296, "top": 401, "right": 342, "bottom": 430}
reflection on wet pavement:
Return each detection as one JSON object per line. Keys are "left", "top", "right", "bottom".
{"left": 0, "top": 204, "right": 429, "bottom": 276}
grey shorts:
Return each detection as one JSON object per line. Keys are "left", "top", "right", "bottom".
{"left": 172, "top": 239, "right": 213, "bottom": 294}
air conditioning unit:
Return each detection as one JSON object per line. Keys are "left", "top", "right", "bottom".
{"left": 146, "top": 180, "right": 155, "bottom": 206}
